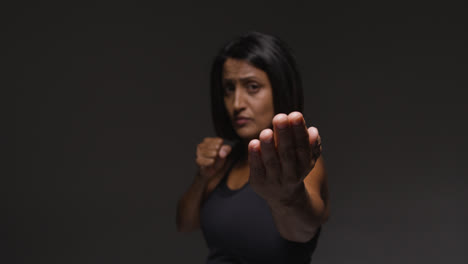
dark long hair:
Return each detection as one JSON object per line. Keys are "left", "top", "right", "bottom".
{"left": 210, "top": 32, "right": 304, "bottom": 157}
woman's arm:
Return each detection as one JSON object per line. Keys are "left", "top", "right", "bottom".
{"left": 176, "top": 137, "right": 232, "bottom": 232}
{"left": 176, "top": 173, "right": 210, "bottom": 232}
{"left": 248, "top": 112, "right": 329, "bottom": 243}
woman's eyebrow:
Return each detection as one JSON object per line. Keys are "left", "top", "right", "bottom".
{"left": 223, "top": 75, "right": 260, "bottom": 82}
{"left": 239, "top": 76, "right": 260, "bottom": 82}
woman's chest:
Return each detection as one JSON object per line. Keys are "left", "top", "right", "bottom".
{"left": 201, "top": 186, "right": 286, "bottom": 254}
{"left": 205, "top": 165, "right": 249, "bottom": 198}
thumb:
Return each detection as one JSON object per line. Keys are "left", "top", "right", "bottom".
{"left": 213, "top": 145, "right": 232, "bottom": 171}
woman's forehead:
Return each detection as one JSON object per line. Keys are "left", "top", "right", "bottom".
{"left": 222, "top": 58, "right": 267, "bottom": 80}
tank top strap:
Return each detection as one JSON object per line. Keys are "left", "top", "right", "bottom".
{"left": 216, "top": 157, "right": 250, "bottom": 196}
{"left": 218, "top": 158, "right": 237, "bottom": 185}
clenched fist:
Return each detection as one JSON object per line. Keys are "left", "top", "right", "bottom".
{"left": 195, "top": 137, "right": 233, "bottom": 183}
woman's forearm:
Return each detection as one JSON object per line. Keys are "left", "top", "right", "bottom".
{"left": 176, "top": 174, "right": 209, "bottom": 232}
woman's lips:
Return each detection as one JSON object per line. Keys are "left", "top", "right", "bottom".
{"left": 234, "top": 118, "right": 250, "bottom": 126}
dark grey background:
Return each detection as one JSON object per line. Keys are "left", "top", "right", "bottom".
{"left": 8, "top": 1, "right": 468, "bottom": 263}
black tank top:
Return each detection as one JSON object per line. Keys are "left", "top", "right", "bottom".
{"left": 200, "top": 157, "right": 321, "bottom": 264}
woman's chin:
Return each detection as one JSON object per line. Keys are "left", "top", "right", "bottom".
{"left": 235, "top": 129, "right": 260, "bottom": 141}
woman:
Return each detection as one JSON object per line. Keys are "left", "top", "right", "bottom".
{"left": 176, "top": 31, "right": 329, "bottom": 263}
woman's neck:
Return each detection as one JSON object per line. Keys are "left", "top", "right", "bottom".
{"left": 235, "top": 156, "right": 248, "bottom": 168}
{"left": 228, "top": 140, "right": 247, "bottom": 168}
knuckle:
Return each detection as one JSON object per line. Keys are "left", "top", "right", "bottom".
{"left": 198, "top": 144, "right": 207, "bottom": 152}
{"left": 312, "top": 146, "right": 322, "bottom": 157}
{"left": 204, "top": 159, "right": 214, "bottom": 167}
{"left": 197, "top": 157, "right": 213, "bottom": 167}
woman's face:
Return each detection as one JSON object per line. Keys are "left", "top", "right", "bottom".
{"left": 223, "top": 58, "right": 275, "bottom": 140}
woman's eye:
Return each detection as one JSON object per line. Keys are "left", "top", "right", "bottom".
{"left": 224, "top": 84, "right": 235, "bottom": 94}
{"left": 247, "top": 83, "right": 260, "bottom": 92}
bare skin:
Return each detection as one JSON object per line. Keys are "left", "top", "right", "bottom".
{"left": 176, "top": 58, "right": 329, "bottom": 242}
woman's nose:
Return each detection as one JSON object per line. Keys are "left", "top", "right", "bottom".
{"left": 233, "top": 87, "right": 246, "bottom": 110}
